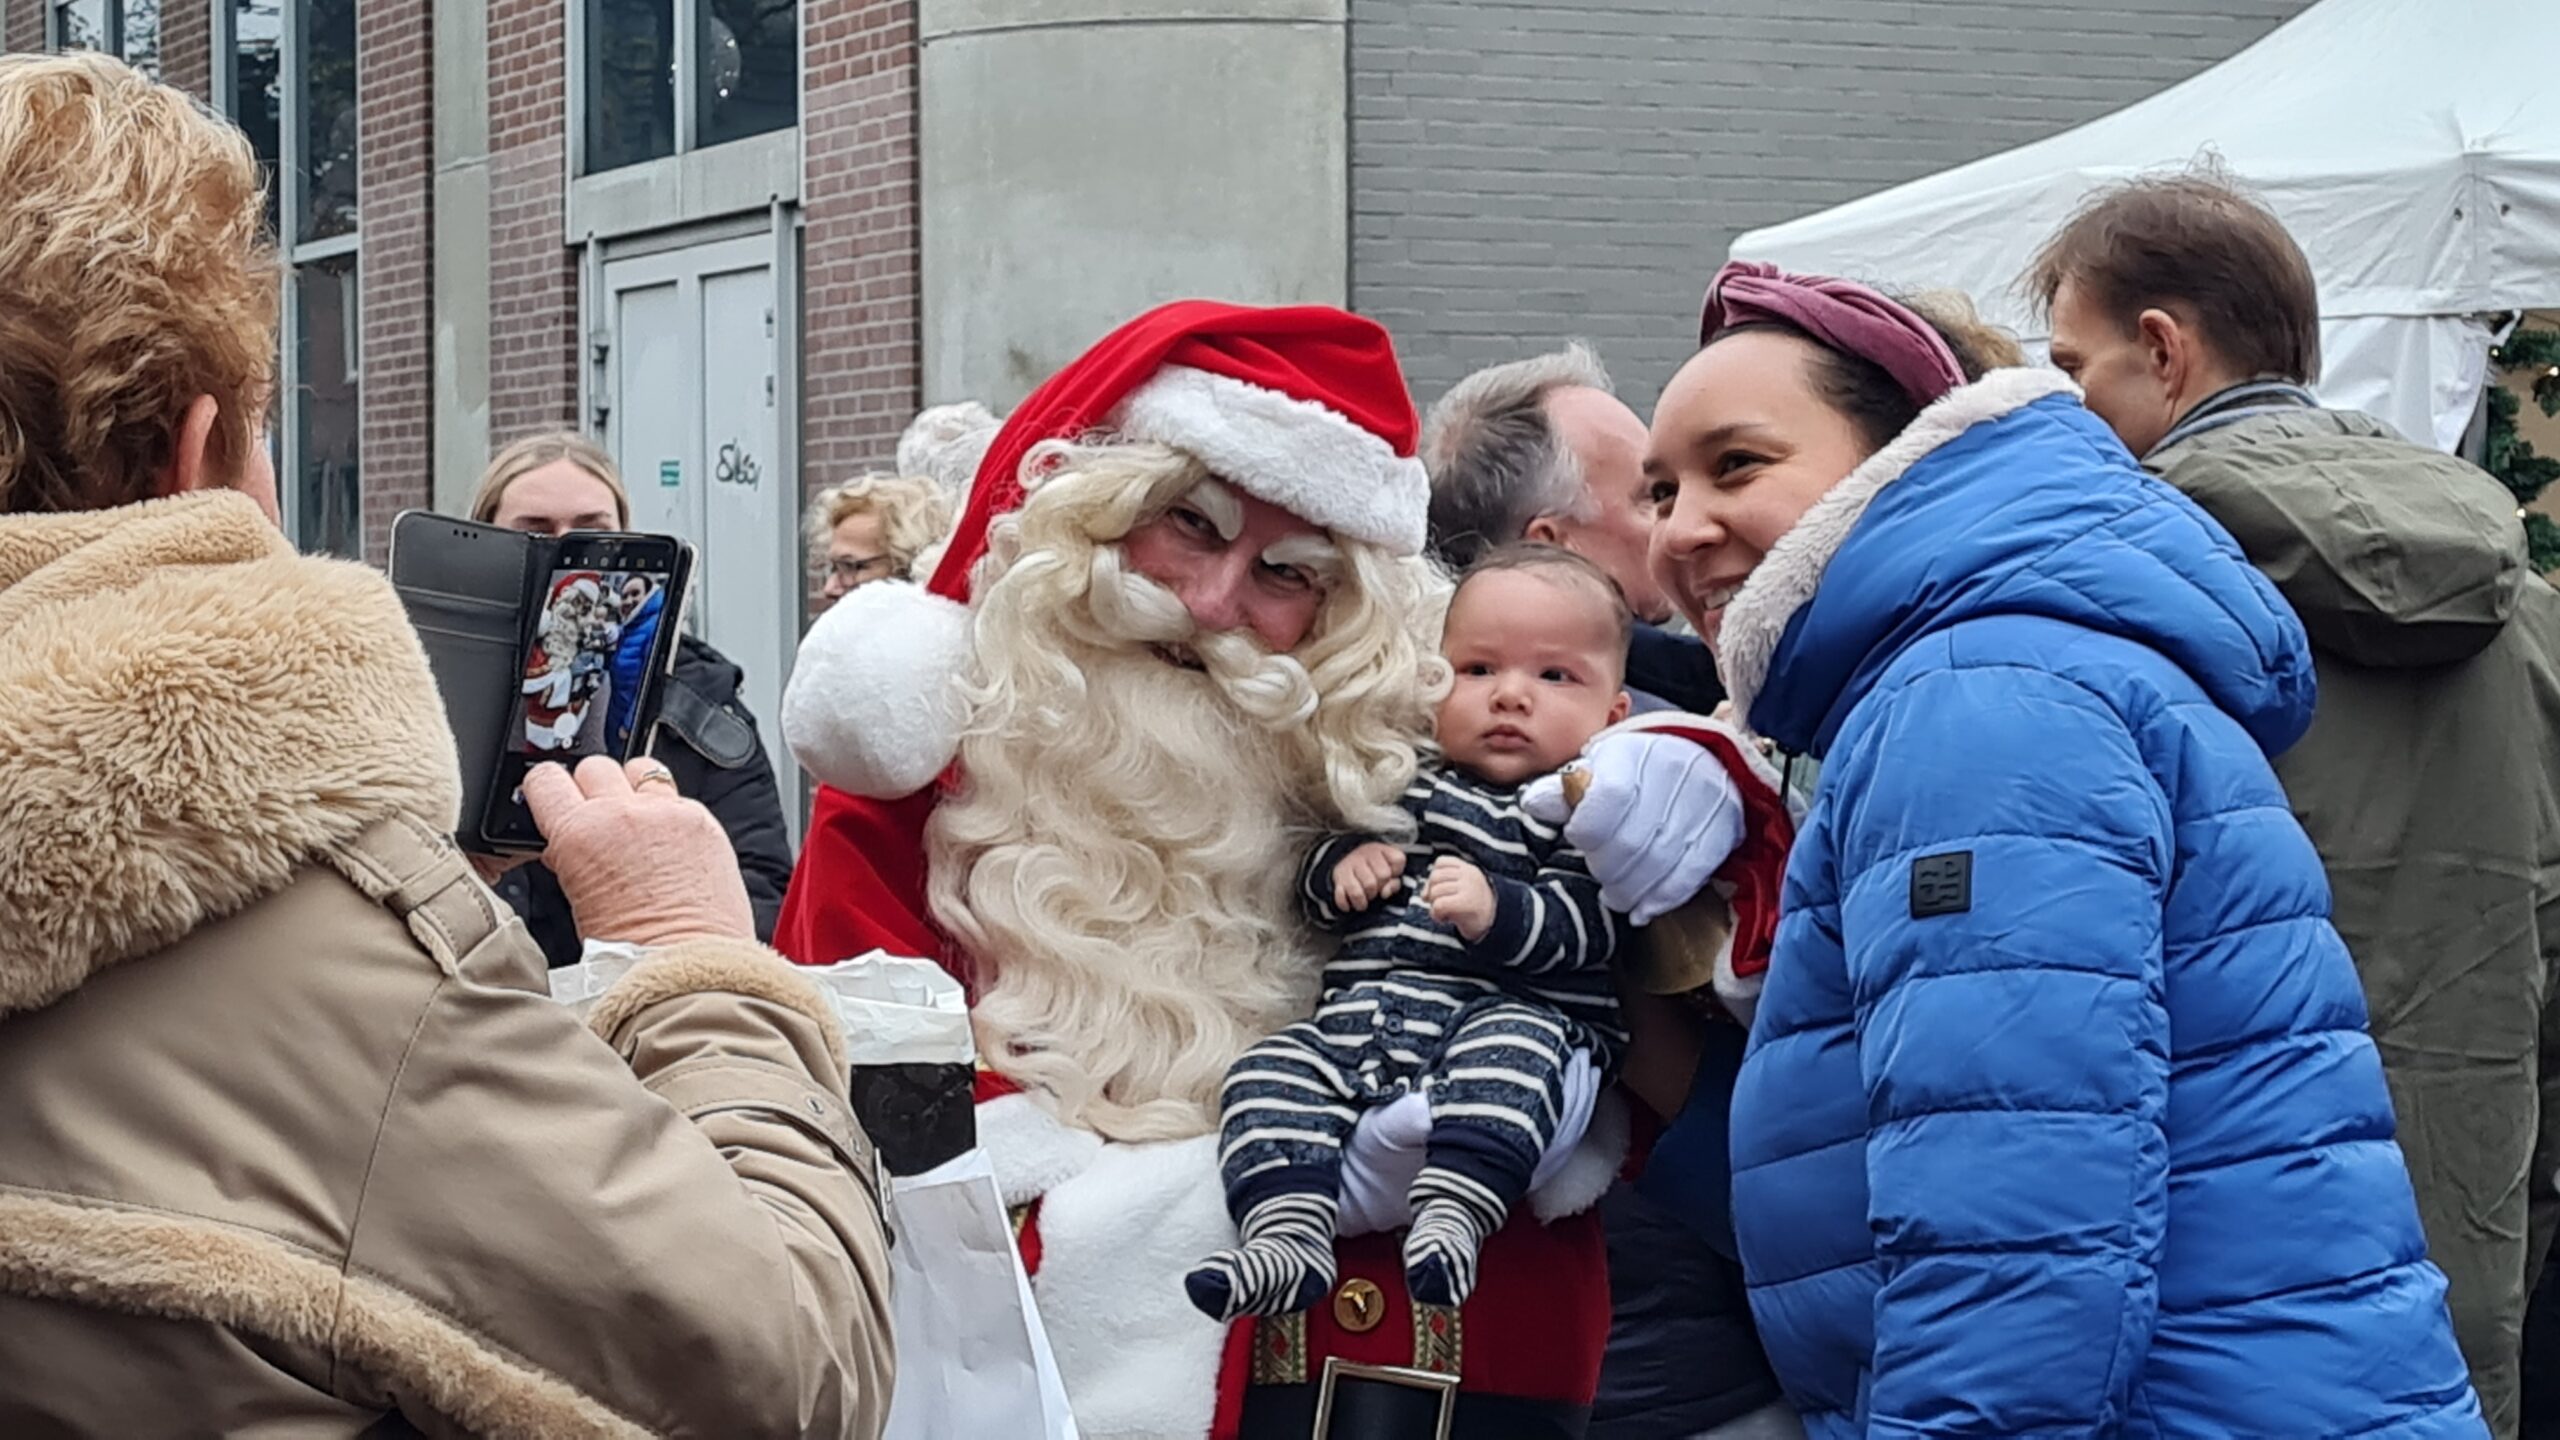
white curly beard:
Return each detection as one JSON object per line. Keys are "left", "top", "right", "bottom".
{"left": 926, "top": 554, "right": 1332, "bottom": 1144}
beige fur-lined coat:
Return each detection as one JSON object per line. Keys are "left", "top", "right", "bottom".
{"left": 0, "top": 493, "right": 894, "bottom": 1437}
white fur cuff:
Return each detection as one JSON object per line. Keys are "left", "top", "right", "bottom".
{"left": 782, "top": 580, "right": 971, "bottom": 799}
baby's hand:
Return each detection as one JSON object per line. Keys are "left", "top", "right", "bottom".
{"left": 1423, "top": 857, "right": 1497, "bottom": 941}
{"left": 1333, "top": 841, "right": 1408, "bottom": 912}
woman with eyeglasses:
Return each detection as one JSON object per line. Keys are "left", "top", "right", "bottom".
{"left": 808, "top": 472, "right": 955, "bottom": 608}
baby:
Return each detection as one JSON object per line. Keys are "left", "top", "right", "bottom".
{"left": 1186, "top": 544, "right": 1633, "bottom": 1320}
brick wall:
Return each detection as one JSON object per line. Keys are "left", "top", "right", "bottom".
{"left": 1350, "top": 0, "right": 2317, "bottom": 411}
{"left": 5, "top": 0, "right": 46, "bottom": 53}
{"left": 355, "top": 0, "right": 432, "bottom": 562}
{"left": 486, "top": 0, "right": 578, "bottom": 444}
{"left": 800, "top": 0, "right": 922, "bottom": 511}
{"left": 159, "top": 0, "right": 211, "bottom": 100}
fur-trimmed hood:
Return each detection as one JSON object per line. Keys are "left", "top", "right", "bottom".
{"left": 0, "top": 492, "right": 460, "bottom": 1015}
{"left": 1715, "top": 368, "right": 2317, "bottom": 760}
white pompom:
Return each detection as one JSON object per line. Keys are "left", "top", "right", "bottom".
{"left": 782, "top": 580, "right": 973, "bottom": 799}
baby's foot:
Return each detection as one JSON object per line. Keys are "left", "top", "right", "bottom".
{"left": 1402, "top": 1179, "right": 1505, "bottom": 1308}
{"left": 1184, "top": 1192, "right": 1338, "bottom": 1321}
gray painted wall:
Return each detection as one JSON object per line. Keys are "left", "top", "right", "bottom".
{"left": 920, "top": 0, "right": 1351, "bottom": 412}
{"left": 1350, "top": 0, "right": 2316, "bottom": 413}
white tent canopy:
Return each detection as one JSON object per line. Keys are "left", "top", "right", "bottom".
{"left": 1731, "top": 0, "right": 2560, "bottom": 453}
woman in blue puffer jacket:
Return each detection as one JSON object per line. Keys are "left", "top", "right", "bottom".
{"left": 1639, "top": 262, "right": 2481, "bottom": 1437}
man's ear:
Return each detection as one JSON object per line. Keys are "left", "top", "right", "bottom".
{"left": 1523, "top": 514, "right": 1565, "bottom": 546}
{"left": 155, "top": 395, "right": 223, "bottom": 499}
{"left": 2137, "top": 309, "right": 2193, "bottom": 394}
{"left": 1606, "top": 689, "right": 1632, "bottom": 728}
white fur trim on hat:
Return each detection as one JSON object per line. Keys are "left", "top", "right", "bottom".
{"left": 782, "top": 578, "right": 972, "bottom": 799}
{"left": 1114, "top": 364, "right": 1429, "bottom": 556}
{"left": 1716, "top": 367, "right": 2080, "bottom": 730}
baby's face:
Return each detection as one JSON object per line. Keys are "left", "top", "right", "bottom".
{"left": 1436, "top": 568, "right": 1631, "bottom": 786}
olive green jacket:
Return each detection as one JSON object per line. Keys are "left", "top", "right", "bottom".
{"left": 2150, "top": 405, "right": 2560, "bottom": 1432}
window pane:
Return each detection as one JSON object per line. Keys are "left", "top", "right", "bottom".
{"left": 585, "top": 0, "right": 675, "bottom": 174}
{"left": 292, "top": 256, "right": 361, "bottom": 560}
{"left": 121, "top": 0, "right": 160, "bottom": 80}
{"left": 52, "top": 0, "right": 109, "bottom": 52}
{"left": 296, "top": 0, "right": 357, "bottom": 245}
{"left": 233, "top": 0, "right": 282, "bottom": 239}
{"left": 696, "top": 0, "right": 795, "bottom": 150}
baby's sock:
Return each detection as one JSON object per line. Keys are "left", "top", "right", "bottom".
{"left": 1185, "top": 1191, "right": 1340, "bottom": 1321}
{"left": 1402, "top": 1166, "right": 1509, "bottom": 1308}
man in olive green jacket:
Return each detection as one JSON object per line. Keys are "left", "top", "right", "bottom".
{"left": 2035, "top": 172, "right": 2560, "bottom": 1435}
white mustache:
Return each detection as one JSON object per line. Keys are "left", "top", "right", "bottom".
{"left": 1082, "top": 550, "right": 1320, "bottom": 730}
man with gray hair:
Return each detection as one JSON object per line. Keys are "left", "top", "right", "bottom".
{"left": 1423, "top": 343, "right": 1723, "bottom": 715}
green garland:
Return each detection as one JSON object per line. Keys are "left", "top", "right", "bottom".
{"left": 2486, "top": 322, "right": 2560, "bottom": 575}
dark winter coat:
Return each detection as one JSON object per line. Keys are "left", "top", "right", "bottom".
{"left": 496, "top": 634, "right": 795, "bottom": 965}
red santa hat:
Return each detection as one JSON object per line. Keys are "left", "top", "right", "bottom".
{"left": 784, "top": 300, "right": 1430, "bottom": 800}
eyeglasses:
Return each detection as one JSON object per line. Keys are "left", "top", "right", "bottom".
{"left": 826, "top": 554, "right": 902, "bottom": 587}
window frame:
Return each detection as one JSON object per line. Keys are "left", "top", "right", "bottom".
{"left": 47, "top": 0, "right": 155, "bottom": 78}
{"left": 568, "top": 0, "right": 806, "bottom": 181}
{"left": 219, "top": 0, "right": 361, "bottom": 557}
{"left": 562, "top": 0, "right": 802, "bottom": 244}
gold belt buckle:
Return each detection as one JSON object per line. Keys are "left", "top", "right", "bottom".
{"left": 1311, "top": 1357, "right": 1458, "bottom": 1440}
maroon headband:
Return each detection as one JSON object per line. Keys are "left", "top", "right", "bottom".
{"left": 1699, "top": 260, "right": 1967, "bottom": 410}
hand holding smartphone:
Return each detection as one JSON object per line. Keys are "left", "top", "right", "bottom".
{"left": 388, "top": 512, "right": 696, "bottom": 854}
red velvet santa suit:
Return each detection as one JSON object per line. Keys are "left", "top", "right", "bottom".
{"left": 774, "top": 302, "right": 1793, "bottom": 1439}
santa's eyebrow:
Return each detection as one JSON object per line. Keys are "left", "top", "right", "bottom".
{"left": 1264, "top": 533, "right": 1345, "bottom": 579}
{"left": 1184, "top": 480, "right": 1245, "bottom": 540}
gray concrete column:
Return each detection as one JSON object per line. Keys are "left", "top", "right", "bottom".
{"left": 431, "top": 0, "right": 492, "bottom": 512}
{"left": 919, "top": 0, "right": 1350, "bottom": 409}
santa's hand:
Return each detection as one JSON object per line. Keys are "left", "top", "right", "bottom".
{"left": 1553, "top": 731, "right": 1746, "bottom": 926}
{"left": 1338, "top": 1051, "right": 1600, "bottom": 1237}
{"left": 1422, "top": 856, "right": 1496, "bottom": 941}
{"left": 1333, "top": 841, "right": 1407, "bottom": 912}
{"left": 522, "top": 756, "right": 756, "bottom": 949}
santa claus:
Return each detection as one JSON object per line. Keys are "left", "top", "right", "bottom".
{"left": 523, "top": 571, "right": 615, "bottom": 753}
{"left": 776, "top": 302, "right": 1791, "bottom": 1440}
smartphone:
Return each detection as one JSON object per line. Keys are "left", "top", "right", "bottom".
{"left": 388, "top": 513, "right": 693, "bottom": 855}
{"left": 478, "top": 531, "right": 694, "bottom": 851}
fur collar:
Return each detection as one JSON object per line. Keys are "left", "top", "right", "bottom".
{"left": 0, "top": 492, "right": 461, "bottom": 1015}
{"left": 1715, "top": 368, "right": 2081, "bottom": 730}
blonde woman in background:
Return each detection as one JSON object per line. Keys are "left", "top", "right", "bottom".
{"left": 0, "top": 54, "right": 892, "bottom": 1435}
{"left": 472, "top": 430, "right": 798, "bottom": 966}
{"left": 806, "top": 471, "right": 953, "bottom": 608}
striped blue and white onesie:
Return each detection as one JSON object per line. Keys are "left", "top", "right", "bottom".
{"left": 1215, "top": 763, "right": 1628, "bottom": 1226}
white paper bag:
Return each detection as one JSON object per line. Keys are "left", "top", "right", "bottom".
{"left": 797, "top": 950, "right": 975, "bottom": 1066}
{"left": 882, "top": 1150, "right": 1080, "bottom": 1440}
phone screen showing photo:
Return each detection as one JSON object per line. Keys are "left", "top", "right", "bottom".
{"left": 480, "top": 548, "right": 680, "bottom": 848}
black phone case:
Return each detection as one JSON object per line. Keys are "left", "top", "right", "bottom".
{"left": 389, "top": 512, "right": 540, "bottom": 852}
{"left": 387, "top": 511, "right": 691, "bottom": 854}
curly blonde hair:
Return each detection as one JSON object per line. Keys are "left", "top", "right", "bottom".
{"left": 804, "top": 473, "right": 953, "bottom": 580}
{"left": 0, "top": 54, "right": 277, "bottom": 514}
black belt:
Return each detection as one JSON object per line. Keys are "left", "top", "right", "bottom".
{"left": 1240, "top": 1360, "right": 1588, "bottom": 1440}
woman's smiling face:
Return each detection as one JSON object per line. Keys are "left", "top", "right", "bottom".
{"left": 1644, "top": 329, "right": 1877, "bottom": 646}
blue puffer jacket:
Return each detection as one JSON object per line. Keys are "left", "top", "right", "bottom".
{"left": 1719, "top": 370, "right": 2482, "bottom": 1438}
